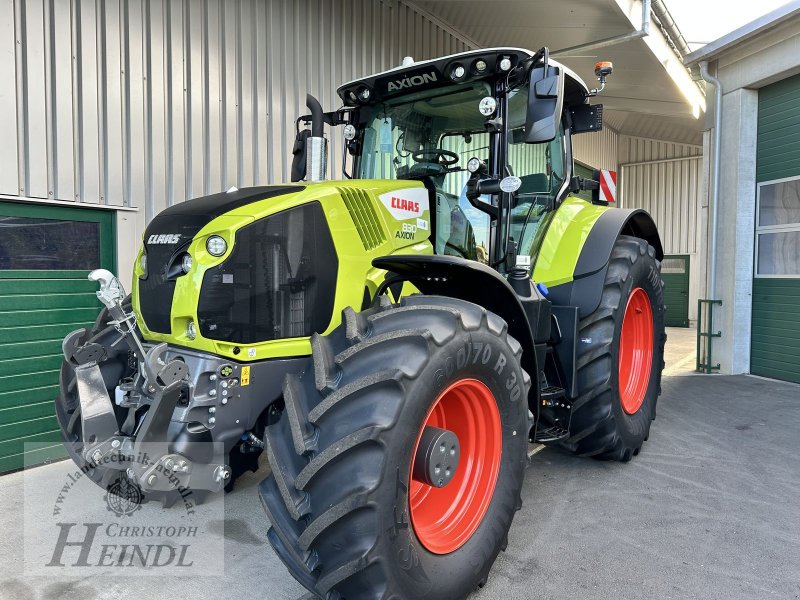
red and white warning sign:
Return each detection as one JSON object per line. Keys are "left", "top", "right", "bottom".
{"left": 598, "top": 169, "right": 617, "bottom": 203}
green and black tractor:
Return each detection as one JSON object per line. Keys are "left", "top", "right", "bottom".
{"left": 57, "top": 47, "right": 665, "bottom": 599}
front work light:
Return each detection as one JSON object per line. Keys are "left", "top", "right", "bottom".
{"left": 186, "top": 320, "right": 197, "bottom": 340}
{"left": 206, "top": 235, "right": 227, "bottom": 257}
{"left": 140, "top": 253, "right": 147, "bottom": 277}
{"left": 181, "top": 253, "right": 193, "bottom": 273}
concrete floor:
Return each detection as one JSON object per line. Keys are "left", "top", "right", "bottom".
{"left": 2, "top": 333, "right": 799, "bottom": 600}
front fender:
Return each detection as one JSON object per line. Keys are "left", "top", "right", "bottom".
{"left": 372, "top": 255, "right": 540, "bottom": 418}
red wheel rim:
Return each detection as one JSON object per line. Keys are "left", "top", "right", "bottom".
{"left": 409, "top": 379, "right": 502, "bottom": 555}
{"left": 618, "top": 287, "right": 654, "bottom": 415}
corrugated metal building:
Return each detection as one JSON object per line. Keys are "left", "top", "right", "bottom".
{"left": 0, "top": 0, "right": 705, "bottom": 472}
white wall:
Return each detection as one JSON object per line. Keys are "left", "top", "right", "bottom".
{"left": 694, "top": 16, "right": 800, "bottom": 374}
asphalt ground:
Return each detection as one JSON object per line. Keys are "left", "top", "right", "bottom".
{"left": 1, "top": 333, "right": 798, "bottom": 599}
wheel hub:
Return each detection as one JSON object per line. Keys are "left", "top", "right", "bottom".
{"left": 412, "top": 426, "right": 460, "bottom": 488}
{"left": 409, "top": 378, "right": 502, "bottom": 555}
{"left": 618, "top": 287, "right": 655, "bottom": 415}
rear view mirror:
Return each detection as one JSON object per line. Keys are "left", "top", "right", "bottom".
{"left": 525, "top": 66, "right": 564, "bottom": 143}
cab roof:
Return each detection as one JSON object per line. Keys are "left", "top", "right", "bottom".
{"left": 337, "top": 47, "right": 591, "bottom": 108}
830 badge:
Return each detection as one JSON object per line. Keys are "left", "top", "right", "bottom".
{"left": 396, "top": 222, "right": 417, "bottom": 240}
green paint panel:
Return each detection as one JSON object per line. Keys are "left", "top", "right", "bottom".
{"left": 1, "top": 322, "right": 93, "bottom": 343}
{"left": 0, "top": 276, "right": 98, "bottom": 292}
{"left": 0, "top": 292, "right": 99, "bottom": 311}
{"left": 0, "top": 444, "right": 65, "bottom": 475}
{"left": 662, "top": 255, "right": 690, "bottom": 327}
{"left": 751, "top": 278, "right": 800, "bottom": 384}
{"left": 0, "top": 306, "right": 100, "bottom": 327}
{"left": 0, "top": 384, "right": 60, "bottom": 410}
{"left": 0, "top": 399, "right": 56, "bottom": 422}
{"left": 757, "top": 73, "right": 800, "bottom": 183}
{"left": 0, "top": 415, "right": 58, "bottom": 442}
{"left": 0, "top": 431, "right": 64, "bottom": 471}
{"left": 0, "top": 201, "right": 115, "bottom": 473}
{"left": 0, "top": 354, "right": 63, "bottom": 377}
{"left": 0, "top": 339, "right": 69, "bottom": 360}
{"left": 0, "top": 370, "right": 62, "bottom": 394}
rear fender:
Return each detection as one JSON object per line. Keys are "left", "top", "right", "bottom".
{"left": 372, "top": 255, "right": 540, "bottom": 419}
{"left": 545, "top": 207, "right": 663, "bottom": 318}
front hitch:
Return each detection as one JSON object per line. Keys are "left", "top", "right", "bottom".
{"left": 62, "top": 269, "right": 230, "bottom": 494}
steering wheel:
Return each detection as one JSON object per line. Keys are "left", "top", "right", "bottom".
{"left": 413, "top": 149, "right": 460, "bottom": 168}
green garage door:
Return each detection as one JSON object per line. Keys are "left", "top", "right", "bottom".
{"left": 661, "top": 255, "right": 690, "bottom": 327}
{"left": 752, "top": 74, "right": 800, "bottom": 384}
{"left": 0, "top": 202, "right": 115, "bottom": 473}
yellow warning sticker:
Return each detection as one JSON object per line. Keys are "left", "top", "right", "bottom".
{"left": 240, "top": 366, "right": 251, "bottom": 386}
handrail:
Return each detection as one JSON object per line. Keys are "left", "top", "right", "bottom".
{"left": 696, "top": 299, "right": 722, "bottom": 373}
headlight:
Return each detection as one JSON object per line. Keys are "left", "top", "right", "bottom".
{"left": 181, "top": 253, "right": 193, "bottom": 273}
{"left": 206, "top": 236, "right": 227, "bottom": 257}
{"left": 467, "top": 157, "right": 484, "bottom": 173}
{"left": 450, "top": 64, "right": 466, "bottom": 80}
{"left": 186, "top": 320, "right": 197, "bottom": 340}
{"left": 140, "top": 253, "right": 147, "bottom": 277}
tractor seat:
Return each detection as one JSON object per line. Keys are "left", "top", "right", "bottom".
{"left": 518, "top": 173, "right": 549, "bottom": 195}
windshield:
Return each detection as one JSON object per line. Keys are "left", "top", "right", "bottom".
{"left": 358, "top": 81, "right": 493, "bottom": 261}
{"left": 356, "top": 79, "right": 566, "bottom": 265}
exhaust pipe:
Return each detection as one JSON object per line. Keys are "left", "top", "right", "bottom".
{"left": 305, "top": 94, "right": 327, "bottom": 181}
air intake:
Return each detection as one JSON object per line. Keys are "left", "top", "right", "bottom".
{"left": 338, "top": 188, "right": 387, "bottom": 251}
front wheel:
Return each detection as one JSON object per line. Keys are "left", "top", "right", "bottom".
{"left": 260, "top": 295, "right": 531, "bottom": 599}
{"left": 560, "top": 235, "right": 666, "bottom": 461}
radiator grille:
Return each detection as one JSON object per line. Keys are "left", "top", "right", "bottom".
{"left": 338, "top": 188, "right": 386, "bottom": 251}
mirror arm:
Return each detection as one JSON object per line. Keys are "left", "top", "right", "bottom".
{"left": 465, "top": 177, "right": 499, "bottom": 218}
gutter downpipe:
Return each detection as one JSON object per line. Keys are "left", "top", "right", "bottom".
{"left": 699, "top": 60, "right": 721, "bottom": 301}
{"left": 552, "top": 0, "right": 650, "bottom": 56}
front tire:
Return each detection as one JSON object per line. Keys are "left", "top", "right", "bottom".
{"left": 561, "top": 235, "right": 666, "bottom": 461}
{"left": 260, "top": 295, "right": 531, "bottom": 599}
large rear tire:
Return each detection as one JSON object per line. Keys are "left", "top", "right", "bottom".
{"left": 560, "top": 235, "right": 666, "bottom": 461}
{"left": 260, "top": 295, "right": 531, "bottom": 599}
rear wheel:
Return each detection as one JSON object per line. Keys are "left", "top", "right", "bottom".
{"left": 560, "top": 235, "right": 666, "bottom": 461}
{"left": 260, "top": 295, "right": 530, "bottom": 599}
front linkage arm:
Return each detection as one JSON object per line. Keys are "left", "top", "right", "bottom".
{"left": 61, "top": 269, "right": 230, "bottom": 493}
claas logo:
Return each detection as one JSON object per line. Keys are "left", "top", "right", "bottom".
{"left": 390, "top": 197, "right": 420, "bottom": 213}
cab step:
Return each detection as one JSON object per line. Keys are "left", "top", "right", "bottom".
{"left": 540, "top": 385, "right": 568, "bottom": 406}
{"left": 533, "top": 424, "right": 570, "bottom": 444}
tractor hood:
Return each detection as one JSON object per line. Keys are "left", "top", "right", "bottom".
{"left": 132, "top": 180, "right": 434, "bottom": 362}
{"left": 142, "top": 185, "right": 303, "bottom": 248}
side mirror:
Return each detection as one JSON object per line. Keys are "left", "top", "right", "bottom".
{"left": 525, "top": 66, "right": 564, "bottom": 143}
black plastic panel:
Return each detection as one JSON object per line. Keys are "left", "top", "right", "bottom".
{"left": 139, "top": 241, "right": 183, "bottom": 334}
{"left": 198, "top": 202, "right": 337, "bottom": 344}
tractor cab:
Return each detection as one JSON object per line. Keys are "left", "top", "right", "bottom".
{"left": 303, "top": 47, "right": 606, "bottom": 271}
